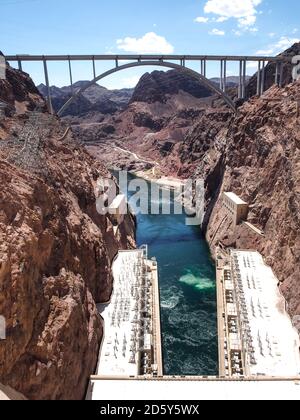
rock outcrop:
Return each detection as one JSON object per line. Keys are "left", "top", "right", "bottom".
{"left": 130, "top": 70, "right": 213, "bottom": 104}
{"left": 196, "top": 82, "right": 300, "bottom": 321}
{"left": 84, "top": 70, "right": 219, "bottom": 173}
{"left": 0, "top": 63, "right": 135, "bottom": 400}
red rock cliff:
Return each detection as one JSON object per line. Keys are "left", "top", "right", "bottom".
{"left": 0, "top": 62, "right": 135, "bottom": 399}
{"left": 199, "top": 82, "right": 300, "bottom": 320}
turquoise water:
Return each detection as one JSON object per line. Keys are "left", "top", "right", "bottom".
{"left": 115, "top": 172, "right": 218, "bottom": 376}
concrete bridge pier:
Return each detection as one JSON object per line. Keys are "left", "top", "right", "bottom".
{"left": 17, "top": 56, "right": 22, "bottom": 71}
{"left": 238, "top": 60, "right": 247, "bottom": 99}
{"left": 220, "top": 59, "right": 227, "bottom": 92}
{"left": 42, "top": 58, "right": 53, "bottom": 114}
{"left": 92, "top": 56, "right": 96, "bottom": 79}
{"left": 257, "top": 61, "right": 261, "bottom": 95}
{"left": 275, "top": 62, "right": 284, "bottom": 87}
{"left": 200, "top": 59, "right": 206, "bottom": 77}
{"left": 256, "top": 60, "right": 267, "bottom": 97}
{"left": 242, "top": 60, "right": 247, "bottom": 98}
{"left": 68, "top": 57, "right": 74, "bottom": 94}
{"left": 260, "top": 60, "right": 266, "bottom": 95}
{"left": 279, "top": 62, "right": 284, "bottom": 87}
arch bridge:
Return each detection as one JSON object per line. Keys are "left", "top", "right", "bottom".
{"left": 5, "top": 54, "right": 290, "bottom": 115}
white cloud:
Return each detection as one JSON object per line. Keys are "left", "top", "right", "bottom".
{"left": 275, "top": 36, "right": 299, "bottom": 52}
{"left": 194, "top": 15, "right": 229, "bottom": 24}
{"left": 238, "top": 14, "right": 256, "bottom": 27}
{"left": 215, "top": 16, "right": 229, "bottom": 22}
{"left": 232, "top": 29, "right": 242, "bottom": 36}
{"left": 256, "top": 36, "right": 300, "bottom": 55}
{"left": 116, "top": 32, "right": 174, "bottom": 54}
{"left": 204, "top": 0, "right": 262, "bottom": 26}
{"left": 209, "top": 28, "right": 225, "bottom": 36}
{"left": 194, "top": 16, "right": 209, "bottom": 23}
{"left": 256, "top": 48, "right": 275, "bottom": 55}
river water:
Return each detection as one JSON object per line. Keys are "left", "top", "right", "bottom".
{"left": 115, "top": 172, "right": 218, "bottom": 376}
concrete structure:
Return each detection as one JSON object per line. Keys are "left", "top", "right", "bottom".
{"left": 5, "top": 53, "right": 291, "bottom": 115}
{"left": 243, "top": 221, "right": 264, "bottom": 236}
{"left": 223, "top": 192, "right": 248, "bottom": 225}
{"left": 87, "top": 246, "right": 163, "bottom": 399}
{"left": 108, "top": 194, "right": 127, "bottom": 225}
{"left": 216, "top": 249, "right": 300, "bottom": 379}
{"left": 88, "top": 377, "right": 300, "bottom": 401}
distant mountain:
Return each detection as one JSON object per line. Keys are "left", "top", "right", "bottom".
{"left": 210, "top": 76, "right": 251, "bottom": 87}
{"left": 130, "top": 70, "right": 213, "bottom": 104}
{"left": 37, "top": 81, "right": 134, "bottom": 117}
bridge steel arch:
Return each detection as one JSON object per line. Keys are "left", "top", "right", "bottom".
{"left": 57, "top": 60, "right": 236, "bottom": 116}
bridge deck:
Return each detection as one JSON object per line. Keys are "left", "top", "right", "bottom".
{"left": 5, "top": 54, "right": 290, "bottom": 62}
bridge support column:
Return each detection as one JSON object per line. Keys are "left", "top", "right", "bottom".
{"left": 242, "top": 60, "right": 247, "bottom": 99}
{"left": 200, "top": 59, "right": 207, "bottom": 77}
{"left": 279, "top": 62, "right": 284, "bottom": 88}
{"left": 220, "top": 60, "right": 223, "bottom": 90}
{"left": 68, "top": 57, "right": 73, "bottom": 94}
{"left": 275, "top": 62, "right": 279, "bottom": 86}
{"left": 17, "top": 57, "right": 22, "bottom": 71}
{"left": 257, "top": 61, "right": 261, "bottom": 96}
{"left": 223, "top": 60, "right": 227, "bottom": 92}
{"left": 43, "top": 58, "right": 53, "bottom": 114}
{"left": 219, "top": 60, "right": 227, "bottom": 92}
{"left": 92, "top": 57, "right": 96, "bottom": 79}
{"left": 260, "top": 60, "right": 266, "bottom": 95}
{"left": 238, "top": 60, "right": 243, "bottom": 99}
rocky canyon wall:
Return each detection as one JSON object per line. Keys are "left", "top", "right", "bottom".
{"left": 0, "top": 61, "right": 135, "bottom": 399}
{"left": 200, "top": 82, "right": 300, "bottom": 320}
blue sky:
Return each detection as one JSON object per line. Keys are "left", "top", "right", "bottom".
{"left": 1, "top": 0, "right": 300, "bottom": 88}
